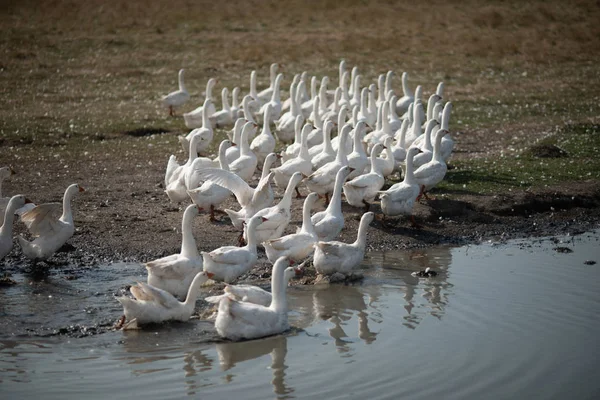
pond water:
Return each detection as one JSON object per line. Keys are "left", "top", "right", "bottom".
{"left": 1, "top": 231, "right": 599, "bottom": 399}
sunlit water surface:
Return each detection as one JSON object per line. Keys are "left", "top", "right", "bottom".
{"left": 1, "top": 231, "right": 599, "bottom": 399}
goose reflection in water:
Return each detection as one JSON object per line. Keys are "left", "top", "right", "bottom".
{"left": 365, "top": 246, "right": 454, "bottom": 329}
{"left": 215, "top": 335, "right": 293, "bottom": 397}
{"left": 291, "top": 284, "right": 381, "bottom": 354}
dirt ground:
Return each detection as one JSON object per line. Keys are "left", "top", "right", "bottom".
{"left": 1, "top": 0, "right": 600, "bottom": 278}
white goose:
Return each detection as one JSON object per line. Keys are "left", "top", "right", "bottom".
{"left": 343, "top": 143, "right": 386, "bottom": 210}
{"left": 185, "top": 139, "right": 232, "bottom": 191}
{"left": 413, "top": 129, "right": 449, "bottom": 199}
{"left": 347, "top": 121, "right": 370, "bottom": 179}
{"left": 206, "top": 264, "right": 300, "bottom": 307}
{"left": 379, "top": 146, "right": 421, "bottom": 225}
{"left": 403, "top": 101, "right": 424, "bottom": 149}
{"left": 18, "top": 184, "right": 84, "bottom": 261}
{"left": 259, "top": 73, "right": 284, "bottom": 123}
{"left": 395, "top": 72, "right": 413, "bottom": 115}
{"left": 313, "top": 211, "right": 374, "bottom": 276}
{"left": 209, "top": 87, "right": 234, "bottom": 128}
{"left": 192, "top": 154, "right": 277, "bottom": 230}
{"left": 310, "top": 120, "right": 336, "bottom": 169}
{"left": 145, "top": 204, "right": 204, "bottom": 299}
{"left": 230, "top": 87, "right": 243, "bottom": 119}
{"left": 1, "top": 195, "right": 30, "bottom": 260}
{"left": 388, "top": 94, "right": 403, "bottom": 132}
{"left": 187, "top": 142, "right": 234, "bottom": 221}
{"left": 183, "top": 78, "right": 217, "bottom": 128}
{"left": 263, "top": 192, "right": 319, "bottom": 263}
{"left": 281, "top": 116, "right": 304, "bottom": 163}
{"left": 180, "top": 98, "right": 214, "bottom": 154}
{"left": 390, "top": 119, "right": 409, "bottom": 173}
{"left": 276, "top": 80, "right": 304, "bottom": 143}
{"left": 257, "top": 63, "right": 279, "bottom": 103}
{"left": 116, "top": 271, "right": 213, "bottom": 329}
{"left": 372, "top": 136, "right": 395, "bottom": 178}
{"left": 311, "top": 165, "right": 352, "bottom": 241}
{"left": 226, "top": 118, "right": 245, "bottom": 163}
{"left": 250, "top": 104, "right": 277, "bottom": 165}
{"left": 215, "top": 256, "right": 293, "bottom": 341}
{"left": 411, "top": 119, "right": 440, "bottom": 169}
{"left": 229, "top": 121, "right": 258, "bottom": 182}
{"left": 0, "top": 166, "right": 16, "bottom": 226}
{"left": 306, "top": 96, "right": 324, "bottom": 147}
{"left": 202, "top": 214, "right": 266, "bottom": 283}
{"left": 162, "top": 69, "right": 190, "bottom": 116}
{"left": 305, "top": 124, "right": 351, "bottom": 201}
{"left": 247, "top": 172, "right": 303, "bottom": 244}
{"left": 166, "top": 134, "right": 203, "bottom": 203}
{"left": 272, "top": 124, "right": 313, "bottom": 193}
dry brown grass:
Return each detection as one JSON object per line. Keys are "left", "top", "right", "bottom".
{"left": 1, "top": 0, "right": 599, "bottom": 152}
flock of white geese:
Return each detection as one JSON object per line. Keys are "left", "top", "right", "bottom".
{"left": 0, "top": 60, "right": 453, "bottom": 341}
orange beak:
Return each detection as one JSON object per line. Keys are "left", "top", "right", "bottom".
{"left": 25, "top": 198, "right": 33, "bottom": 204}
{"left": 261, "top": 217, "right": 269, "bottom": 222}
{"left": 78, "top": 186, "right": 85, "bottom": 192}
{"left": 206, "top": 272, "right": 215, "bottom": 279}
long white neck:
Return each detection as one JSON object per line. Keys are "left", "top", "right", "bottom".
{"left": 292, "top": 117, "right": 302, "bottom": 144}
{"left": 395, "top": 119, "right": 409, "bottom": 149}
{"left": 60, "top": 187, "right": 75, "bottom": 223}
{"left": 183, "top": 273, "right": 206, "bottom": 307}
{"left": 271, "top": 75, "right": 282, "bottom": 102}
{"left": 354, "top": 215, "right": 371, "bottom": 248}
{"left": 378, "top": 75, "right": 385, "bottom": 103}
{"left": 335, "top": 128, "right": 349, "bottom": 164}
{"left": 313, "top": 97, "right": 322, "bottom": 129}
{"left": 370, "top": 146, "right": 383, "bottom": 176}
{"left": 385, "top": 71, "right": 393, "bottom": 99}
{"left": 332, "top": 87, "right": 341, "bottom": 113}
{"left": 327, "top": 170, "right": 345, "bottom": 214}
{"left": 338, "top": 60, "right": 346, "bottom": 87}
{"left": 244, "top": 218, "right": 261, "bottom": 252}
{"left": 432, "top": 131, "right": 444, "bottom": 163}
{"left": 300, "top": 197, "right": 316, "bottom": 234}
{"left": 250, "top": 71, "right": 258, "bottom": 98}
{"left": 261, "top": 156, "right": 276, "bottom": 180}
{"left": 375, "top": 103, "right": 383, "bottom": 131}
{"left": 232, "top": 87, "right": 240, "bottom": 109}
{"left": 352, "top": 75, "right": 361, "bottom": 103}
{"left": 180, "top": 207, "right": 199, "bottom": 259}
{"left": 368, "top": 84, "right": 376, "bottom": 113}
{"left": 270, "top": 64, "right": 278, "bottom": 88}
{"left": 401, "top": 72, "right": 410, "bottom": 97}
{"left": 360, "top": 88, "right": 368, "bottom": 115}
{"left": 411, "top": 104, "right": 422, "bottom": 138}
{"left": 299, "top": 126, "right": 311, "bottom": 160}
{"left": 322, "top": 122, "right": 334, "bottom": 154}
{"left": 202, "top": 100, "right": 210, "bottom": 127}
{"left": 423, "top": 120, "right": 437, "bottom": 151}
{"left": 269, "top": 259, "right": 288, "bottom": 312}
{"left": 188, "top": 136, "right": 200, "bottom": 164}
{"left": 310, "top": 76, "right": 317, "bottom": 101}
{"left": 404, "top": 150, "right": 417, "bottom": 185}
{"left": 426, "top": 95, "right": 438, "bottom": 122}
{"left": 349, "top": 67, "right": 358, "bottom": 97}
{"left": 1, "top": 198, "right": 20, "bottom": 235}
{"left": 337, "top": 107, "right": 347, "bottom": 135}
{"left": 240, "top": 126, "right": 252, "bottom": 156}
{"left": 280, "top": 176, "right": 298, "bottom": 212}
{"left": 221, "top": 88, "right": 230, "bottom": 112}
{"left": 243, "top": 97, "right": 256, "bottom": 124}
{"left": 441, "top": 102, "right": 452, "bottom": 131}
{"left": 290, "top": 82, "right": 300, "bottom": 116}
{"left": 218, "top": 143, "right": 230, "bottom": 171}
{"left": 381, "top": 104, "right": 390, "bottom": 134}
{"left": 261, "top": 107, "right": 273, "bottom": 137}
{"left": 353, "top": 124, "right": 366, "bottom": 157}
{"left": 178, "top": 70, "right": 186, "bottom": 92}
{"left": 341, "top": 71, "right": 350, "bottom": 102}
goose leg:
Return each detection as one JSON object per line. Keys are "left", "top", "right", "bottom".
{"left": 325, "top": 192, "right": 330, "bottom": 206}
{"left": 169, "top": 105, "right": 174, "bottom": 117}
{"left": 295, "top": 187, "right": 303, "bottom": 198}
{"left": 416, "top": 185, "right": 425, "bottom": 202}
{"left": 410, "top": 214, "right": 422, "bottom": 229}
{"left": 210, "top": 205, "right": 217, "bottom": 222}
{"left": 237, "top": 232, "right": 246, "bottom": 247}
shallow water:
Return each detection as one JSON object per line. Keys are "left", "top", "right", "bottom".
{"left": 2, "top": 232, "right": 600, "bottom": 399}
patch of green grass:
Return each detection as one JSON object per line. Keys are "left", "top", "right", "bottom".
{"left": 438, "top": 123, "right": 600, "bottom": 195}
